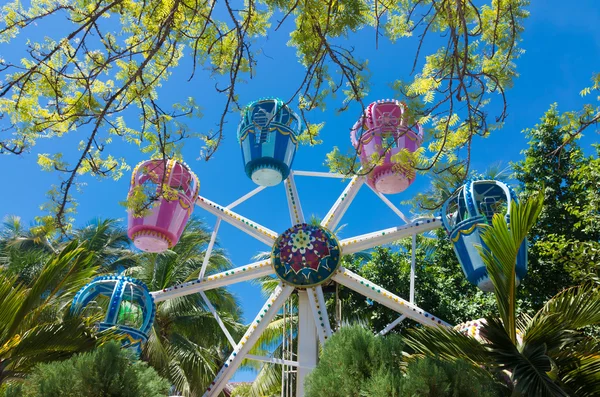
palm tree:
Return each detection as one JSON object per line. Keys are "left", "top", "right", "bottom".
{"left": 71, "top": 218, "right": 138, "bottom": 272}
{"left": 0, "top": 216, "right": 57, "bottom": 284}
{"left": 1, "top": 216, "right": 136, "bottom": 282}
{"left": 0, "top": 240, "right": 102, "bottom": 385}
{"left": 405, "top": 193, "right": 600, "bottom": 396}
{"left": 130, "top": 218, "right": 246, "bottom": 396}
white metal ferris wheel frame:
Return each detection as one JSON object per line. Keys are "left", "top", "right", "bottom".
{"left": 150, "top": 170, "right": 452, "bottom": 397}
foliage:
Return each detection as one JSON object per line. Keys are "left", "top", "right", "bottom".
{"left": 229, "top": 383, "right": 278, "bottom": 397}
{"left": 338, "top": 234, "right": 496, "bottom": 331}
{"left": 304, "top": 324, "right": 405, "bottom": 397}
{"left": 1, "top": 215, "right": 245, "bottom": 397}
{"left": 129, "top": 217, "right": 245, "bottom": 396}
{"left": 3, "top": 342, "right": 170, "bottom": 397}
{"left": 406, "top": 194, "right": 600, "bottom": 397}
{"left": 512, "top": 105, "right": 600, "bottom": 310}
{"left": 305, "top": 325, "right": 504, "bottom": 397}
{"left": 0, "top": 240, "right": 102, "bottom": 385}
{"left": 1, "top": 216, "right": 138, "bottom": 283}
{"left": 408, "top": 162, "right": 511, "bottom": 211}
{"left": 400, "top": 357, "right": 505, "bottom": 397}
{"left": 230, "top": 383, "right": 253, "bottom": 397}
{"left": 0, "top": 0, "right": 530, "bottom": 230}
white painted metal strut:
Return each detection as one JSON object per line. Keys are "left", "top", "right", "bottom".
{"left": 196, "top": 186, "right": 269, "bottom": 348}
{"left": 340, "top": 217, "right": 443, "bottom": 255}
{"left": 284, "top": 172, "right": 305, "bottom": 224}
{"left": 204, "top": 283, "right": 295, "bottom": 397}
{"left": 366, "top": 184, "right": 411, "bottom": 224}
{"left": 378, "top": 233, "right": 418, "bottom": 336}
{"left": 246, "top": 354, "right": 299, "bottom": 367}
{"left": 333, "top": 267, "right": 451, "bottom": 328}
{"left": 378, "top": 315, "right": 407, "bottom": 336}
{"left": 321, "top": 176, "right": 365, "bottom": 231}
{"left": 314, "top": 286, "right": 333, "bottom": 339}
{"left": 199, "top": 291, "right": 237, "bottom": 347}
{"left": 410, "top": 233, "right": 416, "bottom": 303}
{"left": 151, "top": 261, "right": 274, "bottom": 302}
{"left": 196, "top": 195, "right": 278, "bottom": 246}
{"left": 292, "top": 170, "right": 347, "bottom": 179}
{"left": 306, "top": 289, "right": 326, "bottom": 345}
{"left": 199, "top": 218, "right": 222, "bottom": 280}
{"left": 226, "top": 185, "right": 266, "bottom": 209}
{"left": 296, "top": 291, "right": 318, "bottom": 397}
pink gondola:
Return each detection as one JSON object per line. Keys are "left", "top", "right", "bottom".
{"left": 351, "top": 99, "right": 424, "bottom": 194}
{"left": 127, "top": 159, "right": 199, "bottom": 253}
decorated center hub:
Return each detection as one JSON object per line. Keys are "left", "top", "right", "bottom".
{"left": 271, "top": 224, "right": 341, "bottom": 287}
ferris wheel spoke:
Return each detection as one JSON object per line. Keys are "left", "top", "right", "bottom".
{"left": 306, "top": 286, "right": 333, "bottom": 344}
{"left": 196, "top": 195, "right": 277, "bottom": 246}
{"left": 321, "top": 176, "right": 365, "bottom": 231}
{"left": 339, "top": 217, "right": 443, "bottom": 255}
{"left": 151, "top": 260, "right": 274, "bottom": 303}
{"left": 284, "top": 172, "right": 305, "bottom": 224}
{"left": 199, "top": 291, "right": 237, "bottom": 347}
{"left": 366, "top": 184, "right": 411, "bottom": 224}
{"left": 378, "top": 315, "right": 407, "bottom": 336}
{"left": 204, "top": 283, "right": 295, "bottom": 397}
{"left": 332, "top": 267, "right": 452, "bottom": 328}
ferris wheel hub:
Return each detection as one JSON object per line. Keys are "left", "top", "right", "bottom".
{"left": 271, "top": 223, "right": 341, "bottom": 287}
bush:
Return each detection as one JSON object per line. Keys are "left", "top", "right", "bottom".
{"left": 305, "top": 324, "right": 405, "bottom": 397}
{"left": 2, "top": 342, "right": 170, "bottom": 397}
{"left": 401, "top": 357, "right": 506, "bottom": 397}
{"left": 304, "top": 325, "right": 505, "bottom": 397}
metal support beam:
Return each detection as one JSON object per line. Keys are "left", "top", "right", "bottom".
{"left": 292, "top": 170, "right": 347, "bottom": 179}
{"left": 321, "top": 176, "right": 365, "bottom": 231}
{"left": 199, "top": 218, "right": 221, "bottom": 280}
{"left": 410, "top": 233, "right": 416, "bottom": 304}
{"left": 366, "top": 185, "right": 411, "bottom": 224}
{"left": 246, "top": 354, "right": 299, "bottom": 367}
{"left": 151, "top": 261, "right": 274, "bottom": 302}
{"left": 378, "top": 315, "right": 407, "bottom": 336}
{"left": 333, "top": 267, "right": 451, "bottom": 327}
{"left": 296, "top": 291, "right": 318, "bottom": 397}
{"left": 196, "top": 195, "right": 277, "bottom": 246}
{"left": 199, "top": 291, "right": 237, "bottom": 347}
{"left": 314, "top": 286, "right": 332, "bottom": 340}
{"left": 306, "top": 288, "right": 326, "bottom": 345}
{"left": 226, "top": 186, "right": 266, "bottom": 209}
{"left": 340, "top": 218, "right": 442, "bottom": 255}
{"left": 284, "top": 172, "right": 305, "bottom": 224}
{"left": 204, "top": 283, "right": 295, "bottom": 397}
{"left": 377, "top": 233, "right": 418, "bottom": 336}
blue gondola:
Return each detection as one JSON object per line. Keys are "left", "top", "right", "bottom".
{"left": 237, "top": 98, "right": 302, "bottom": 187}
{"left": 441, "top": 179, "right": 528, "bottom": 292}
{"left": 72, "top": 275, "right": 155, "bottom": 355}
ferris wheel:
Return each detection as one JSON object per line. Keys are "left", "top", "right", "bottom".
{"left": 155, "top": 170, "right": 449, "bottom": 396}
{"left": 73, "top": 98, "right": 527, "bottom": 397}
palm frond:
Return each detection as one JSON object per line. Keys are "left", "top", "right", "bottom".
{"left": 9, "top": 241, "right": 97, "bottom": 336}
{"left": 478, "top": 192, "right": 544, "bottom": 343}
{"left": 555, "top": 338, "right": 600, "bottom": 396}
{"left": 404, "top": 326, "right": 489, "bottom": 367}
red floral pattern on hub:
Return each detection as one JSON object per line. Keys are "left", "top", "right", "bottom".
{"left": 271, "top": 223, "right": 341, "bottom": 287}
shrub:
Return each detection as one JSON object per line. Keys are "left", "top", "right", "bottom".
{"left": 401, "top": 357, "right": 506, "bottom": 397}
{"left": 2, "top": 342, "right": 170, "bottom": 397}
{"left": 304, "top": 324, "right": 506, "bottom": 397}
{"left": 305, "top": 324, "right": 405, "bottom": 397}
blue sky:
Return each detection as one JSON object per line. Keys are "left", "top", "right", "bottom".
{"left": 1, "top": 0, "right": 599, "bottom": 382}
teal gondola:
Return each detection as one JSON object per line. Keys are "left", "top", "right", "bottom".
{"left": 441, "top": 179, "right": 528, "bottom": 292}
{"left": 72, "top": 274, "right": 155, "bottom": 355}
{"left": 237, "top": 98, "right": 302, "bottom": 187}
